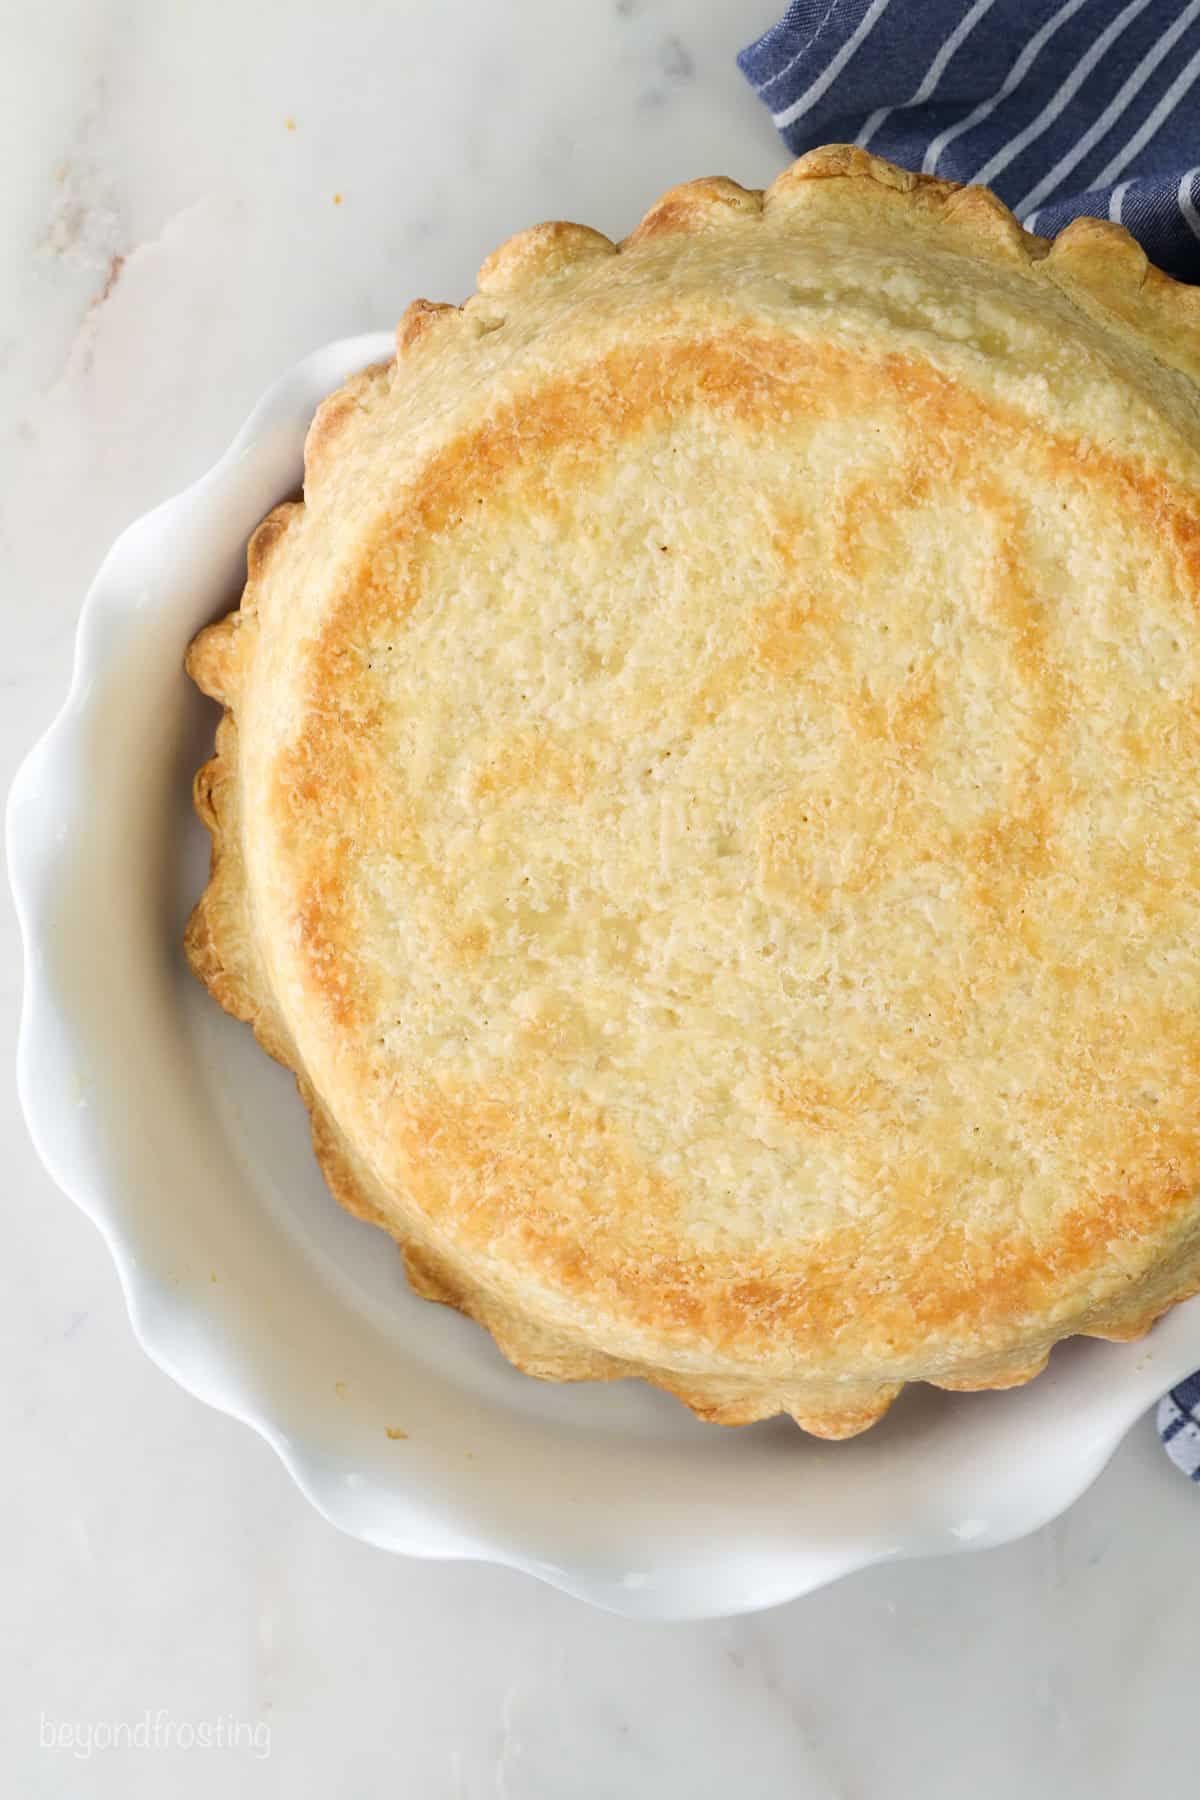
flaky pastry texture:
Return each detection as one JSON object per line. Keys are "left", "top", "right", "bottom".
{"left": 186, "top": 147, "right": 1200, "bottom": 1437}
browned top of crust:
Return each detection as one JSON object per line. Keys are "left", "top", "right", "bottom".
{"left": 187, "top": 148, "right": 1200, "bottom": 1401}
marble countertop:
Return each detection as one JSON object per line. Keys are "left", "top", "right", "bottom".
{"left": 3, "top": 2, "right": 1196, "bottom": 1794}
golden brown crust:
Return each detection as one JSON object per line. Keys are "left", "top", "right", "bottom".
{"left": 186, "top": 148, "right": 1200, "bottom": 1437}
{"left": 397, "top": 299, "right": 458, "bottom": 354}
{"left": 304, "top": 363, "right": 394, "bottom": 473}
{"left": 477, "top": 219, "right": 616, "bottom": 293}
{"left": 623, "top": 176, "right": 763, "bottom": 244}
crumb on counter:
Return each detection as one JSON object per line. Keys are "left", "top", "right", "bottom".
{"left": 285, "top": 116, "right": 297, "bottom": 130}
{"left": 385, "top": 1427, "right": 408, "bottom": 1440}
{"left": 334, "top": 1380, "right": 347, "bottom": 1398}
{"left": 333, "top": 192, "right": 344, "bottom": 205}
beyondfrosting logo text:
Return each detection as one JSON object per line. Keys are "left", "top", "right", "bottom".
{"left": 38, "top": 1709, "right": 271, "bottom": 1761}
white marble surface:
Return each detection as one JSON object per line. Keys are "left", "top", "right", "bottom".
{"left": 2, "top": 1, "right": 1198, "bottom": 1793}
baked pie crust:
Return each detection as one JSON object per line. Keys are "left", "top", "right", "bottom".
{"left": 186, "top": 147, "right": 1200, "bottom": 1437}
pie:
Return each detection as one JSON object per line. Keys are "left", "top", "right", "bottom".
{"left": 186, "top": 146, "right": 1200, "bottom": 1437}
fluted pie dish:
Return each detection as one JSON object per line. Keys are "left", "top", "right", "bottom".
{"left": 14, "top": 151, "right": 1200, "bottom": 1620}
{"left": 187, "top": 147, "right": 1200, "bottom": 1439}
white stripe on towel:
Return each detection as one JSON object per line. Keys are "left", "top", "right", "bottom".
{"left": 773, "top": 0, "right": 895, "bottom": 126}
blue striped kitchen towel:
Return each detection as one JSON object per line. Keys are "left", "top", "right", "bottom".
{"left": 740, "top": 0, "right": 1200, "bottom": 1477}
{"left": 738, "top": 0, "right": 1200, "bottom": 280}
{"left": 1159, "top": 1378, "right": 1200, "bottom": 1480}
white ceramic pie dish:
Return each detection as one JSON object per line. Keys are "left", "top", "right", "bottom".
{"left": 10, "top": 332, "right": 1200, "bottom": 1622}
